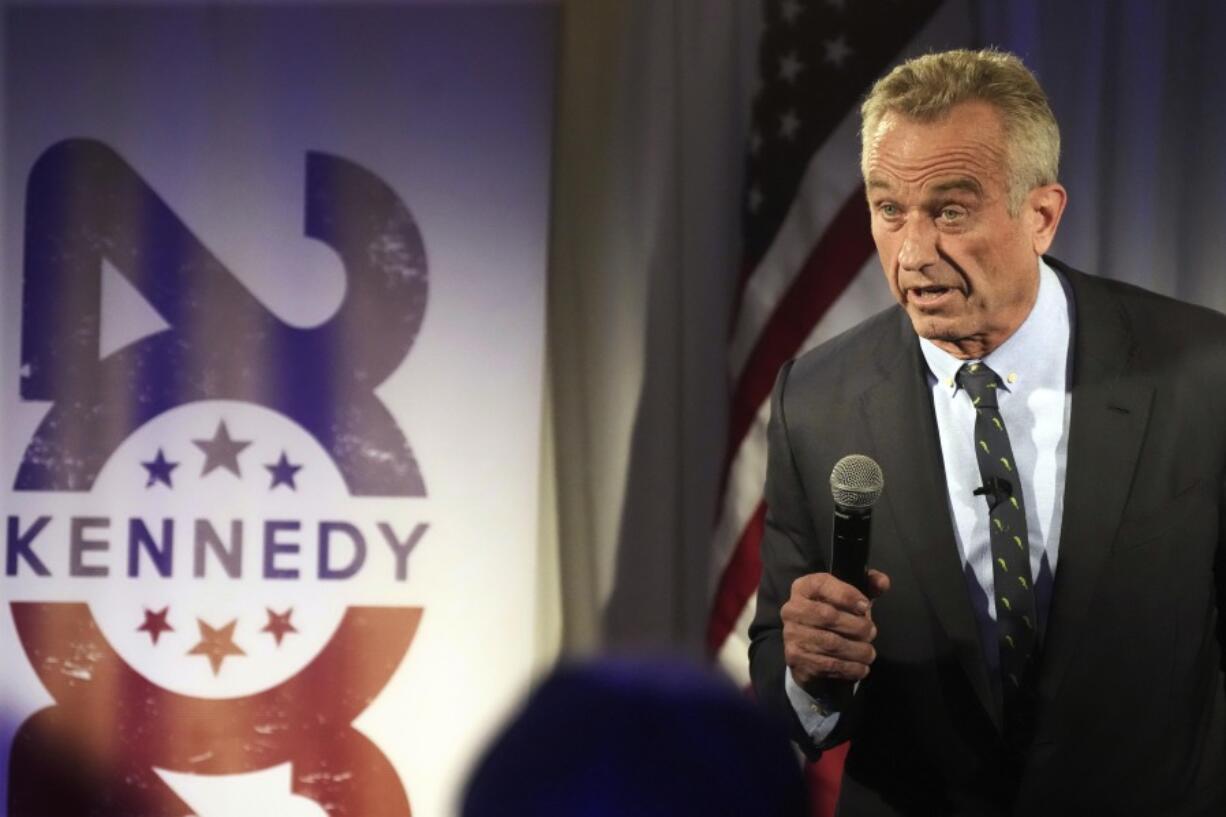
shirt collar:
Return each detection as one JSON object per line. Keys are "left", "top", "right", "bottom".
{"left": 919, "top": 257, "right": 1070, "bottom": 399}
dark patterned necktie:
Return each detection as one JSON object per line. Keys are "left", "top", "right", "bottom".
{"left": 955, "top": 362, "right": 1038, "bottom": 713}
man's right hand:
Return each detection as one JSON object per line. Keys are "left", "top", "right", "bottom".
{"left": 781, "top": 570, "right": 890, "bottom": 692}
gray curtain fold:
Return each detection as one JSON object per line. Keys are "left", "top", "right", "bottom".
{"left": 543, "top": 0, "right": 760, "bottom": 656}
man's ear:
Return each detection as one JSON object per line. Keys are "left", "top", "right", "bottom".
{"left": 1027, "top": 183, "right": 1067, "bottom": 256}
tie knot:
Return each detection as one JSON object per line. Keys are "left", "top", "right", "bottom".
{"left": 956, "top": 362, "right": 1001, "bottom": 408}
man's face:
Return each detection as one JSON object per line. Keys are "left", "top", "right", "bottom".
{"left": 864, "top": 100, "right": 1063, "bottom": 358}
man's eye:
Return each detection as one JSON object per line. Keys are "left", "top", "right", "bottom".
{"left": 878, "top": 203, "right": 899, "bottom": 218}
{"left": 939, "top": 207, "right": 965, "bottom": 222}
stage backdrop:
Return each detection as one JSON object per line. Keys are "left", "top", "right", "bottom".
{"left": 0, "top": 3, "right": 556, "bottom": 816}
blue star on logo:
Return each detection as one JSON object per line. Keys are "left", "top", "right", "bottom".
{"left": 141, "top": 448, "right": 179, "bottom": 488}
{"left": 266, "top": 451, "right": 303, "bottom": 491}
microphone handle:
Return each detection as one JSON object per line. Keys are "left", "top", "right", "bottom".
{"left": 830, "top": 505, "right": 872, "bottom": 597}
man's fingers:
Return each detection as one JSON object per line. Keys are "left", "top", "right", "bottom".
{"left": 866, "top": 569, "right": 892, "bottom": 599}
{"left": 792, "top": 572, "right": 870, "bottom": 613}
{"left": 782, "top": 596, "right": 874, "bottom": 639}
{"left": 789, "top": 623, "right": 876, "bottom": 664}
{"left": 784, "top": 572, "right": 882, "bottom": 684}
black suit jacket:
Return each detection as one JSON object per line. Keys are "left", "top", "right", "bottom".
{"left": 749, "top": 260, "right": 1226, "bottom": 816}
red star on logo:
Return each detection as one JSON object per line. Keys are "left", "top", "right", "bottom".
{"left": 137, "top": 607, "right": 174, "bottom": 645}
{"left": 261, "top": 608, "right": 298, "bottom": 646}
{"left": 187, "top": 618, "right": 245, "bottom": 675}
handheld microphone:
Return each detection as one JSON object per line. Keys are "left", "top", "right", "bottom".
{"left": 829, "top": 455, "right": 884, "bottom": 597}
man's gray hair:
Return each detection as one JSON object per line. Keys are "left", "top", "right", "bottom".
{"left": 860, "top": 48, "right": 1060, "bottom": 213}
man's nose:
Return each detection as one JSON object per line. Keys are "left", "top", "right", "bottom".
{"left": 897, "top": 217, "right": 938, "bottom": 271}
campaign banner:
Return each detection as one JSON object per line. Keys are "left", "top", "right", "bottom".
{"left": 0, "top": 3, "right": 556, "bottom": 816}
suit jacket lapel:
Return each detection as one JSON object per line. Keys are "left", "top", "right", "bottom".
{"left": 861, "top": 312, "right": 1002, "bottom": 731}
{"left": 1037, "top": 267, "right": 1154, "bottom": 705}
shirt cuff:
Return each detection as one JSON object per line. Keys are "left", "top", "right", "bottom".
{"left": 785, "top": 667, "right": 842, "bottom": 744}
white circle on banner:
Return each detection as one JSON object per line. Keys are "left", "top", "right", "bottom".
{"left": 20, "top": 398, "right": 419, "bottom": 698}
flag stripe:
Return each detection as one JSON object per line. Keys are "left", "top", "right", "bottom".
{"left": 710, "top": 400, "right": 771, "bottom": 577}
{"left": 726, "top": 192, "right": 875, "bottom": 466}
{"left": 806, "top": 744, "right": 851, "bottom": 817}
{"left": 729, "top": 106, "right": 864, "bottom": 380}
{"left": 715, "top": 592, "right": 758, "bottom": 688}
{"left": 706, "top": 500, "right": 767, "bottom": 653}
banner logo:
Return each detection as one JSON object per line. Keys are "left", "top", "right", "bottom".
{"left": 7, "top": 140, "right": 430, "bottom": 816}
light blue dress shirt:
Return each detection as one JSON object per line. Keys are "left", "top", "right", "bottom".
{"left": 786, "top": 258, "right": 1074, "bottom": 742}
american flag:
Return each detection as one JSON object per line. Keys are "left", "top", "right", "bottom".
{"left": 706, "top": 1, "right": 970, "bottom": 813}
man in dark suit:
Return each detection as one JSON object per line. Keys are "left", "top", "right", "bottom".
{"left": 749, "top": 48, "right": 1226, "bottom": 815}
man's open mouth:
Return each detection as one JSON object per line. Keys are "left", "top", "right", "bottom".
{"left": 907, "top": 286, "right": 955, "bottom": 305}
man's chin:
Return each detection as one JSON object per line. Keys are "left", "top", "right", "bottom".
{"left": 905, "top": 311, "right": 963, "bottom": 343}
{"left": 906, "top": 315, "right": 994, "bottom": 358}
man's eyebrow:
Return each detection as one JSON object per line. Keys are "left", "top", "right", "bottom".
{"left": 930, "top": 177, "right": 982, "bottom": 195}
{"left": 864, "top": 177, "right": 983, "bottom": 195}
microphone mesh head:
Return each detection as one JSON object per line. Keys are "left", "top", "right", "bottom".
{"left": 830, "top": 455, "right": 884, "bottom": 509}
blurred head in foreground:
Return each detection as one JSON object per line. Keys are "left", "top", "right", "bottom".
{"left": 461, "top": 658, "right": 807, "bottom": 817}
